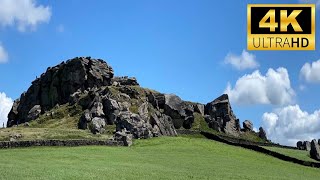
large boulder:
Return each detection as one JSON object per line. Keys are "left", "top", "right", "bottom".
{"left": 204, "top": 94, "right": 240, "bottom": 136}
{"left": 163, "top": 94, "right": 196, "bottom": 129}
{"left": 111, "top": 76, "right": 139, "bottom": 86}
{"left": 304, "top": 141, "right": 311, "bottom": 151}
{"left": 310, "top": 139, "right": 320, "bottom": 161}
{"left": 90, "top": 117, "right": 106, "bottom": 134}
{"left": 103, "top": 98, "right": 120, "bottom": 125}
{"left": 258, "top": 127, "right": 267, "bottom": 140}
{"left": 7, "top": 57, "right": 114, "bottom": 127}
{"left": 297, "top": 141, "right": 304, "bottom": 150}
{"left": 243, "top": 120, "right": 253, "bottom": 132}
{"left": 27, "top": 105, "right": 42, "bottom": 121}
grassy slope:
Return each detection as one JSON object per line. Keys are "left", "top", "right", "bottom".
{"left": 263, "top": 146, "right": 319, "bottom": 163}
{"left": 0, "top": 136, "right": 319, "bottom": 180}
{"left": 0, "top": 127, "right": 111, "bottom": 141}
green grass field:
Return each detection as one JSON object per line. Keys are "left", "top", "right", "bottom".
{"left": 263, "top": 146, "right": 318, "bottom": 163}
{"left": 0, "top": 136, "right": 319, "bottom": 180}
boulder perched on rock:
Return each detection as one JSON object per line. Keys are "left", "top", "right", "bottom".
{"left": 204, "top": 94, "right": 240, "bottom": 136}
{"left": 243, "top": 120, "right": 253, "bottom": 132}
{"left": 111, "top": 76, "right": 139, "bottom": 86}
{"left": 310, "top": 139, "right": 320, "bottom": 161}
{"left": 258, "top": 127, "right": 267, "bottom": 140}
{"left": 7, "top": 57, "right": 114, "bottom": 127}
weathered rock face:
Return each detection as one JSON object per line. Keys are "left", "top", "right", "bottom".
{"left": 243, "top": 120, "right": 253, "bottom": 132}
{"left": 7, "top": 57, "right": 114, "bottom": 127}
{"left": 310, "top": 139, "right": 320, "bottom": 161}
{"left": 304, "top": 141, "right": 311, "bottom": 151}
{"left": 204, "top": 94, "right": 241, "bottom": 136}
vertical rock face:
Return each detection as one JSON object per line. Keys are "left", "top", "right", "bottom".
{"left": 304, "top": 141, "right": 311, "bottom": 151}
{"left": 204, "top": 94, "right": 241, "bottom": 136}
{"left": 310, "top": 139, "right": 320, "bottom": 161}
{"left": 7, "top": 57, "right": 114, "bottom": 127}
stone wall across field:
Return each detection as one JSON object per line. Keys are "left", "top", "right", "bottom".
{"left": 201, "top": 131, "right": 320, "bottom": 168}
{"left": 0, "top": 139, "right": 124, "bottom": 149}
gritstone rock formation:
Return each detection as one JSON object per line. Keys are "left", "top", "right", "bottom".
{"left": 7, "top": 57, "right": 267, "bottom": 141}
{"left": 310, "top": 139, "right": 320, "bottom": 161}
{"left": 204, "top": 94, "right": 241, "bottom": 137}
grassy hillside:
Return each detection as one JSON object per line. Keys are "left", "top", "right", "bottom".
{"left": 0, "top": 127, "right": 111, "bottom": 141}
{"left": 0, "top": 136, "right": 319, "bottom": 180}
{"left": 263, "top": 146, "right": 318, "bottom": 163}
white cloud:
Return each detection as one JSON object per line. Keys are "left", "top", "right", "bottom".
{"left": 0, "top": 92, "right": 13, "bottom": 128}
{"left": 224, "top": 67, "right": 295, "bottom": 105}
{"left": 300, "top": 60, "right": 320, "bottom": 83}
{"left": 299, "top": 0, "right": 320, "bottom": 8}
{"left": 0, "top": 43, "right": 8, "bottom": 63}
{"left": 224, "top": 50, "right": 259, "bottom": 70}
{"left": 0, "top": 0, "right": 51, "bottom": 32}
{"left": 263, "top": 105, "right": 320, "bottom": 146}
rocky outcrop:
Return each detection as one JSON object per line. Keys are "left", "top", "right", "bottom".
{"left": 6, "top": 56, "right": 267, "bottom": 143}
{"left": 258, "top": 127, "right": 267, "bottom": 140}
{"left": 310, "top": 139, "right": 320, "bottom": 161}
{"left": 296, "top": 140, "right": 312, "bottom": 151}
{"left": 7, "top": 57, "right": 114, "bottom": 127}
{"left": 204, "top": 94, "right": 241, "bottom": 137}
{"left": 243, "top": 120, "right": 253, "bottom": 132}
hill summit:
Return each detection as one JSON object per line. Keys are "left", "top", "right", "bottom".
{"left": 7, "top": 57, "right": 267, "bottom": 141}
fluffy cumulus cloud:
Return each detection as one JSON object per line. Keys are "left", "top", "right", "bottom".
{"left": 0, "top": 0, "right": 51, "bottom": 31}
{"left": 0, "top": 43, "right": 8, "bottom": 63}
{"left": 224, "top": 50, "right": 259, "bottom": 70}
{"left": 224, "top": 68, "right": 295, "bottom": 105}
{"left": 263, "top": 105, "right": 320, "bottom": 146}
{"left": 0, "top": 92, "right": 13, "bottom": 128}
{"left": 300, "top": 60, "right": 320, "bottom": 83}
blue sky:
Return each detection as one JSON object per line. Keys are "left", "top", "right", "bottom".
{"left": 0, "top": 0, "right": 320, "bottom": 145}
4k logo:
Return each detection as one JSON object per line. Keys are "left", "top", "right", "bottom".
{"left": 247, "top": 4, "right": 315, "bottom": 50}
